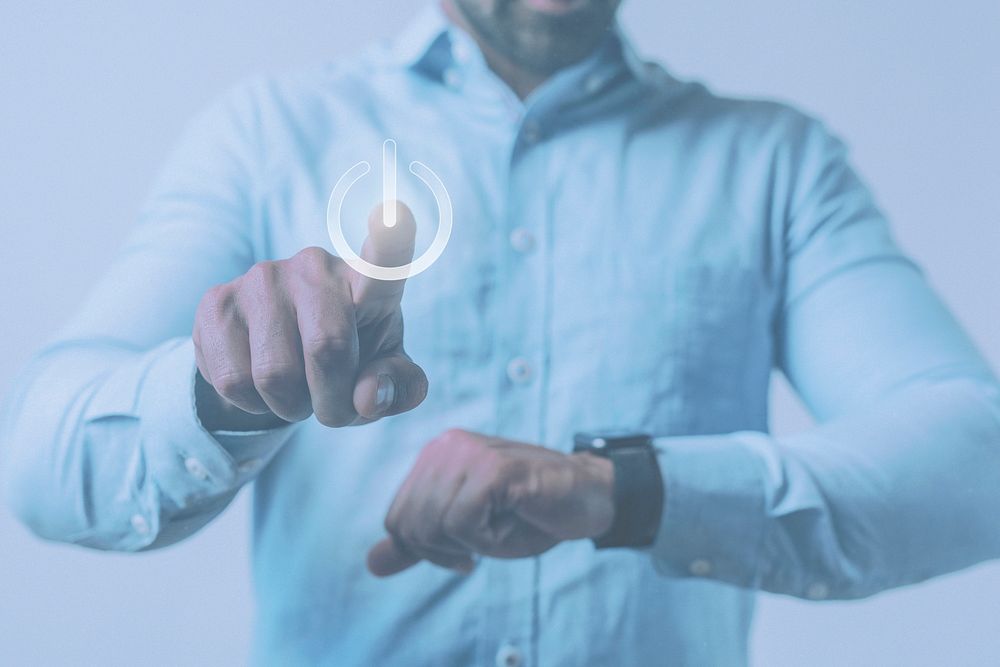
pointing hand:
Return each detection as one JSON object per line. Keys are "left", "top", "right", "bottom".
{"left": 193, "top": 201, "right": 427, "bottom": 430}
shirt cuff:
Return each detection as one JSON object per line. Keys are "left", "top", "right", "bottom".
{"left": 136, "top": 338, "right": 295, "bottom": 511}
{"left": 650, "top": 432, "right": 768, "bottom": 588}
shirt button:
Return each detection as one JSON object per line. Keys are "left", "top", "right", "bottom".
{"left": 443, "top": 68, "right": 463, "bottom": 89}
{"left": 184, "top": 457, "right": 209, "bottom": 481}
{"left": 495, "top": 643, "right": 523, "bottom": 667}
{"left": 238, "top": 458, "right": 262, "bottom": 474}
{"left": 509, "top": 228, "right": 536, "bottom": 254}
{"left": 452, "top": 40, "right": 472, "bottom": 64}
{"left": 689, "top": 558, "right": 712, "bottom": 576}
{"left": 521, "top": 121, "right": 542, "bottom": 145}
{"left": 506, "top": 357, "right": 534, "bottom": 385}
{"left": 130, "top": 513, "right": 150, "bottom": 536}
{"left": 806, "top": 582, "right": 830, "bottom": 600}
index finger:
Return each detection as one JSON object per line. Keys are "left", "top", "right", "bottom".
{"left": 350, "top": 200, "right": 417, "bottom": 320}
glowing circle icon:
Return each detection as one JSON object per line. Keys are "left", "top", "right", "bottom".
{"left": 326, "top": 139, "right": 453, "bottom": 281}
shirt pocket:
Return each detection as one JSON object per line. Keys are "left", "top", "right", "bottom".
{"left": 666, "top": 264, "right": 771, "bottom": 434}
{"left": 551, "top": 262, "right": 767, "bottom": 438}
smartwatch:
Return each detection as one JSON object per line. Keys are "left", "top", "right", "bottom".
{"left": 573, "top": 430, "right": 664, "bottom": 549}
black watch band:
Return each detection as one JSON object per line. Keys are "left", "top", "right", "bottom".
{"left": 573, "top": 431, "right": 664, "bottom": 549}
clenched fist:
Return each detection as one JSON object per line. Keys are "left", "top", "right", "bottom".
{"left": 367, "top": 429, "right": 615, "bottom": 577}
{"left": 193, "top": 201, "right": 427, "bottom": 431}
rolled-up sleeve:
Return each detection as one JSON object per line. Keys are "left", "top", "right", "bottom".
{"left": 650, "top": 117, "right": 1000, "bottom": 599}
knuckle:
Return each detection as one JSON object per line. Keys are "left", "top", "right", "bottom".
{"left": 252, "top": 362, "right": 298, "bottom": 395}
{"left": 197, "top": 284, "right": 235, "bottom": 322}
{"left": 202, "top": 283, "right": 228, "bottom": 303}
{"left": 441, "top": 428, "right": 468, "bottom": 444}
{"left": 303, "top": 333, "right": 354, "bottom": 368}
{"left": 432, "top": 428, "right": 471, "bottom": 453}
{"left": 295, "top": 245, "right": 331, "bottom": 266}
{"left": 424, "top": 429, "right": 463, "bottom": 457}
{"left": 245, "top": 261, "right": 280, "bottom": 289}
{"left": 213, "top": 370, "right": 255, "bottom": 400}
{"left": 294, "top": 247, "right": 339, "bottom": 280}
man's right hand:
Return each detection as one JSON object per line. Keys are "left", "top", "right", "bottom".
{"left": 192, "top": 200, "right": 427, "bottom": 431}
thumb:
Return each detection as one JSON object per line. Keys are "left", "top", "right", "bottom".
{"left": 367, "top": 536, "right": 421, "bottom": 577}
{"left": 353, "top": 352, "right": 428, "bottom": 419}
{"left": 351, "top": 200, "right": 417, "bottom": 317}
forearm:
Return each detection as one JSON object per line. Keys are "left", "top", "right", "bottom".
{"left": 1, "top": 337, "right": 294, "bottom": 551}
{"left": 651, "top": 373, "right": 1000, "bottom": 599}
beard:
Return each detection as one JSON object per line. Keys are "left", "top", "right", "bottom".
{"left": 452, "top": 0, "right": 622, "bottom": 77}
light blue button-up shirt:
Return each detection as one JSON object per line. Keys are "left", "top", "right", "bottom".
{"left": 4, "top": 6, "right": 1000, "bottom": 666}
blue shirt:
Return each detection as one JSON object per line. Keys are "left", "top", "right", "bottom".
{"left": 4, "top": 6, "right": 1000, "bottom": 666}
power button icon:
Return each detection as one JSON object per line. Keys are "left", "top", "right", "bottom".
{"left": 326, "top": 139, "right": 453, "bottom": 281}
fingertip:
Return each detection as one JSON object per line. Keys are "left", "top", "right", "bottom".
{"left": 367, "top": 200, "right": 416, "bottom": 258}
{"left": 354, "top": 201, "right": 417, "bottom": 306}
{"left": 369, "top": 199, "right": 415, "bottom": 228}
{"left": 366, "top": 537, "right": 419, "bottom": 578}
{"left": 365, "top": 545, "right": 387, "bottom": 577}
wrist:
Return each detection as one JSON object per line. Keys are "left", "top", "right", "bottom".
{"left": 571, "top": 452, "right": 616, "bottom": 539}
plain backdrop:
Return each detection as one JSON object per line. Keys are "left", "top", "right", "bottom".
{"left": 1, "top": 2, "right": 998, "bottom": 665}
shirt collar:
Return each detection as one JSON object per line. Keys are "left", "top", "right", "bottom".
{"left": 388, "top": 4, "right": 454, "bottom": 71}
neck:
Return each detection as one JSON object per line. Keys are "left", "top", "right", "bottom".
{"left": 441, "top": 0, "right": 548, "bottom": 99}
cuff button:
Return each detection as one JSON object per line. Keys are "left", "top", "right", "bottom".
{"left": 130, "top": 513, "right": 150, "bottom": 536}
{"left": 806, "top": 582, "right": 830, "bottom": 600}
{"left": 184, "top": 456, "right": 209, "bottom": 481}
{"left": 689, "top": 558, "right": 712, "bottom": 576}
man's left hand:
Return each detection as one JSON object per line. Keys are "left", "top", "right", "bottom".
{"left": 367, "top": 429, "right": 615, "bottom": 577}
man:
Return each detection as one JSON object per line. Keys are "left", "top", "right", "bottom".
{"left": 3, "top": 1, "right": 1000, "bottom": 664}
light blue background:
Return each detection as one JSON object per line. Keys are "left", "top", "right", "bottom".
{"left": 1, "top": 2, "right": 998, "bottom": 665}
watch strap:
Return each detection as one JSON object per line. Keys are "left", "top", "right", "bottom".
{"left": 593, "top": 444, "right": 664, "bottom": 548}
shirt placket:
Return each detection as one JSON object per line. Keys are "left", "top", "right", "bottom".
{"left": 473, "top": 110, "right": 552, "bottom": 667}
